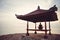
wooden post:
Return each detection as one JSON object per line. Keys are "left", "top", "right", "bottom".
{"left": 44, "top": 21, "right": 48, "bottom": 38}
{"left": 34, "top": 23, "right": 37, "bottom": 34}
{"left": 45, "top": 21, "right": 47, "bottom": 35}
{"left": 26, "top": 21, "right": 29, "bottom": 36}
{"left": 49, "top": 21, "right": 51, "bottom": 35}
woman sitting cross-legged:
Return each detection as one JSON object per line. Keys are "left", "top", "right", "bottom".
{"left": 38, "top": 23, "right": 43, "bottom": 30}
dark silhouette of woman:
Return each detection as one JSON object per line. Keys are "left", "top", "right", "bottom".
{"left": 38, "top": 23, "right": 43, "bottom": 30}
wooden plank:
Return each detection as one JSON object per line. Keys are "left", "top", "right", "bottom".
{"left": 28, "top": 29, "right": 49, "bottom": 31}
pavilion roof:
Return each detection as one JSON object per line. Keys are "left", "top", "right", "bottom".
{"left": 15, "top": 5, "right": 58, "bottom": 23}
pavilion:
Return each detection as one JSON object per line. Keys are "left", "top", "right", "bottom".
{"left": 15, "top": 5, "right": 58, "bottom": 36}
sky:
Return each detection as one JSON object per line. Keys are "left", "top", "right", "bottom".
{"left": 0, "top": 0, "right": 60, "bottom": 35}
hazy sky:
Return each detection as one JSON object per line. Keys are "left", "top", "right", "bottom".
{"left": 0, "top": 0, "right": 60, "bottom": 35}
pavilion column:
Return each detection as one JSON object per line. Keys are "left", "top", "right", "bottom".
{"left": 26, "top": 21, "right": 29, "bottom": 36}
{"left": 45, "top": 21, "right": 47, "bottom": 35}
{"left": 49, "top": 21, "right": 51, "bottom": 35}
{"left": 44, "top": 21, "right": 48, "bottom": 38}
{"left": 34, "top": 23, "right": 37, "bottom": 34}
